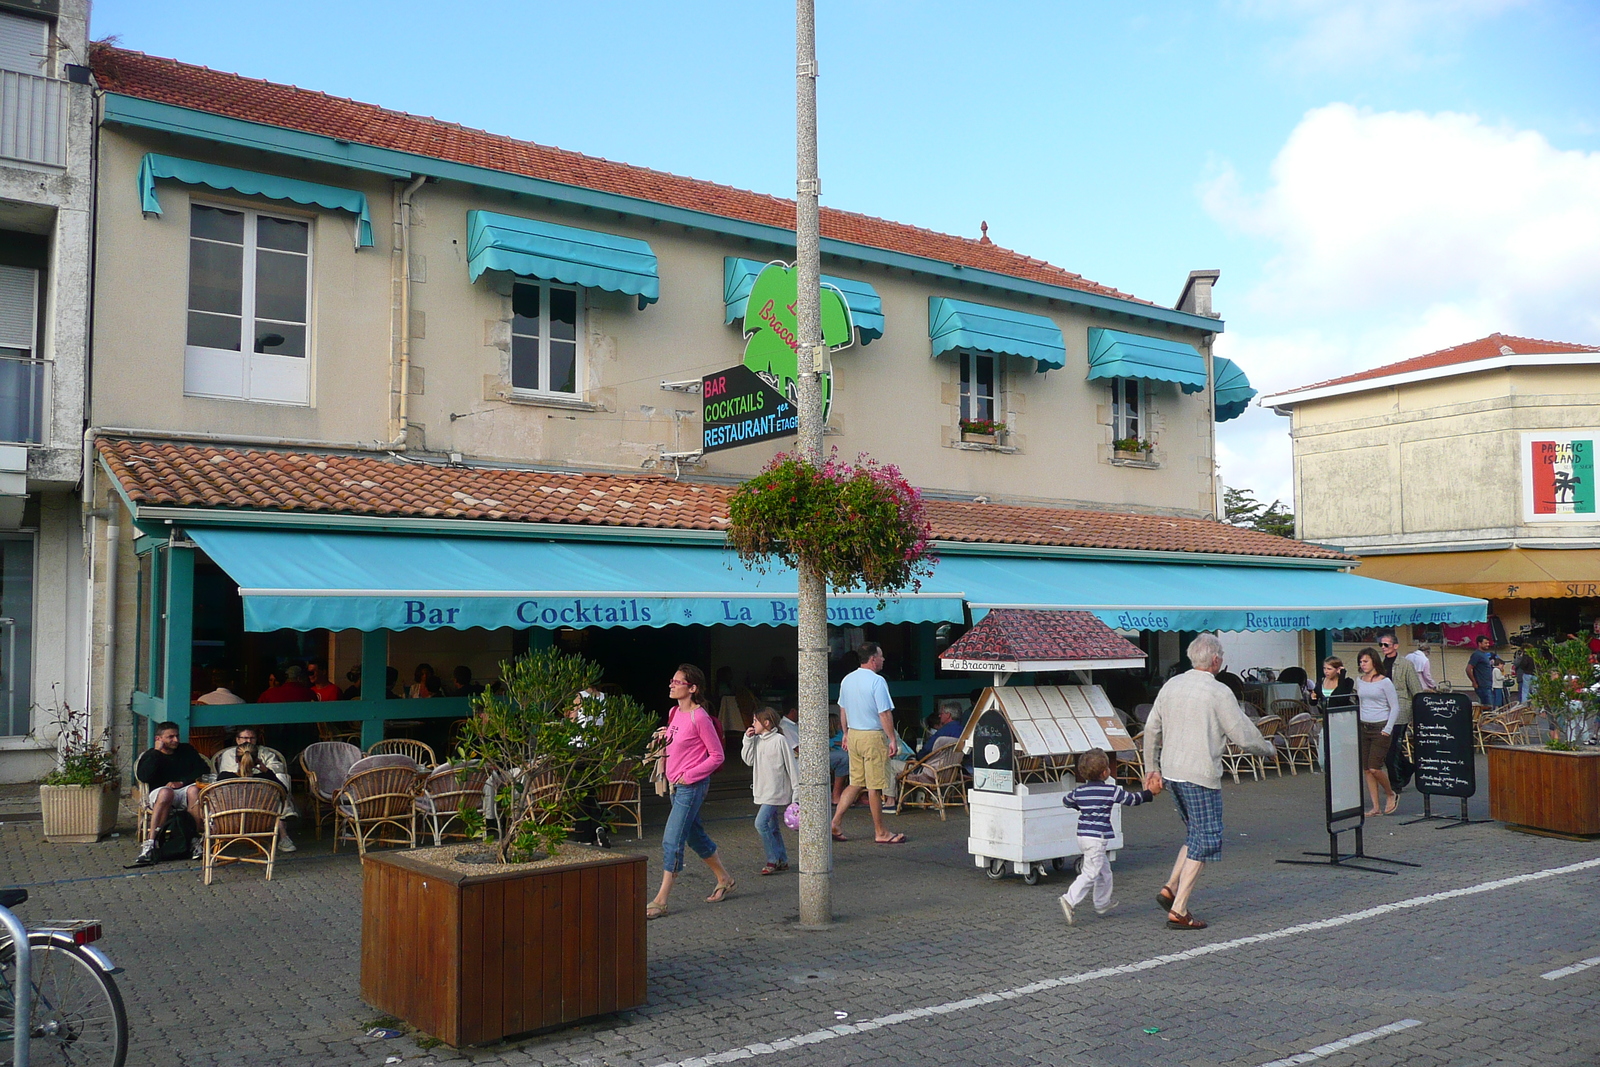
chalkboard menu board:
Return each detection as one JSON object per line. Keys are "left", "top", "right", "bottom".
{"left": 1412, "top": 692, "right": 1476, "bottom": 798}
{"left": 971, "top": 708, "right": 1015, "bottom": 794}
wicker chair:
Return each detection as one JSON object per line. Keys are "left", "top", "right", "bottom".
{"left": 298, "top": 741, "right": 361, "bottom": 840}
{"left": 596, "top": 760, "right": 644, "bottom": 840}
{"left": 315, "top": 721, "right": 361, "bottom": 745}
{"left": 136, "top": 752, "right": 216, "bottom": 841}
{"left": 1113, "top": 744, "right": 1145, "bottom": 788}
{"left": 414, "top": 762, "right": 489, "bottom": 846}
{"left": 1478, "top": 713, "right": 1522, "bottom": 748}
{"left": 1270, "top": 698, "right": 1310, "bottom": 722}
{"left": 1132, "top": 703, "right": 1155, "bottom": 726}
{"left": 896, "top": 737, "right": 967, "bottom": 820}
{"left": 1221, "top": 741, "right": 1262, "bottom": 783}
{"left": 334, "top": 765, "right": 422, "bottom": 854}
{"left": 1254, "top": 715, "right": 1285, "bottom": 776}
{"left": 198, "top": 778, "right": 287, "bottom": 885}
{"left": 1282, "top": 712, "right": 1319, "bottom": 774}
{"left": 366, "top": 738, "right": 437, "bottom": 766}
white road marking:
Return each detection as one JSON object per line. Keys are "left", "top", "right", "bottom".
{"left": 651, "top": 857, "right": 1600, "bottom": 1067}
{"left": 1253, "top": 1019, "right": 1423, "bottom": 1067}
{"left": 1542, "top": 954, "right": 1600, "bottom": 980}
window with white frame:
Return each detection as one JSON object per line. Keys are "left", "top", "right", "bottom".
{"left": 511, "top": 281, "right": 581, "bottom": 396}
{"left": 1110, "top": 377, "right": 1142, "bottom": 443}
{"left": 959, "top": 350, "right": 997, "bottom": 424}
{"left": 0, "top": 265, "right": 43, "bottom": 445}
{"left": 185, "top": 202, "right": 311, "bottom": 405}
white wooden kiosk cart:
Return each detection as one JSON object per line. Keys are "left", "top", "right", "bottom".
{"left": 940, "top": 610, "right": 1146, "bottom": 886}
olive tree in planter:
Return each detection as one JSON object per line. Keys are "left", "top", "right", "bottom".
{"left": 1487, "top": 638, "right": 1600, "bottom": 837}
{"left": 360, "top": 647, "right": 657, "bottom": 1045}
{"left": 37, "top": 700, "right": 121, "bottom": 843}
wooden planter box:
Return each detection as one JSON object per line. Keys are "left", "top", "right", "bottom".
{"left": 40, "top": 783, "right": 120, "bottom": 843}
{"left": 961, "top": 432, "right": 999, "bottom": 446}
{"left": 1113, "top": 449, "right": 1153, "bottom": 462}
{"left": 1487, "top": 744, "right": 1600, "bottom": 837}
{"left": 361, "top": 846, "right": 647, "bottom": 1046}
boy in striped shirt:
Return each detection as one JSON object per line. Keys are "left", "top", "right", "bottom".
{"left": 1058, "top": 748, "right": 1156, "bottom": 924}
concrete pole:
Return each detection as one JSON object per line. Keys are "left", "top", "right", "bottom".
{"left": 794, "top": 0, "right": 833, "bottom": 928}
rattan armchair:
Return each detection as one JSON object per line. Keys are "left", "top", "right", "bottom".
{"left": 1254, "top": 715, "right": 1285, "bottom": 776}
{"left": 136, "top": 752, "right": 216, "bottom": 841}
{"left": 298, "top": 741, "right": 361, "bottom": 840}
{"left": 334, "top": 764, "right": 423, "bottom": 855}
{"left": 1282, "top": 712, "right": 1319, "bottom": 774}
{"left": 597, "top": 760, "right": 644, "bottom": 840}
{"left": 896, "top": 737, "right": 967, "bottom": 820}
{"left": 366, "top": 738, "right": 437, "bottom": 766}
{"left": 414, "top": 762, "right": 489, "bottom": 846}
{"left": 199, "top": 778, "right": 287, "bottom": 884}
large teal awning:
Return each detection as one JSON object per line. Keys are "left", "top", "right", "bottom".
{"left": 928, "top": 297, "right": 1065, "bottom": 371}
{"left": 187, "top": 528, "right": 963, "bottom": 632}
{"left": 930, "top": 555, "right": 1486, "bottom": 633}
{"left": 1087, "top": 327, "right": 1207, "bottom": 393}
{"left": 1213, "top": 356, "right": 1257, "bottom": 422}
{"left": 466, "top": 210, "right": 659, "bottom": 309}
{"left": 138, "top": 153, "right": 374, "bottom": 247}
{"left": 723, "top": 258, "right": 883, "bottom": 344}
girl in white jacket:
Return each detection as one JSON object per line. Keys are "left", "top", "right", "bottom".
{"left": 742, "top": 707, "right": 799, "bottom": 875}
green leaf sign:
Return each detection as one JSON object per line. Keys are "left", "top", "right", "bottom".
{"left": 740, "top": 261, "right": 854, "bottom": 422}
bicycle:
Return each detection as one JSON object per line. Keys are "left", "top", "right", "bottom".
{"left": 0, "top": 887, "right": 128, "bottom": 1067}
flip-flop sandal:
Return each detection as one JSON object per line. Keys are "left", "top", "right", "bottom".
{"left": 875, "top": 833, "right": 908, "bottom": 845}
{"left": 1384, "top": 796, "right": 1400, "bottom": 815}
{"left": 646, "top": 903, "right": 668, "bottom": 920}
{"left": 1166, "top": 911, "right": 1208, "bottom": 930}
{"left": 1156, "top": 887, "right": 1176, "bottom": 911}
{"left": 831, "top": 829, "right": 848, "bottom": 842}
{"left": 705, "top": 880, "right": 736, "bottom": 903}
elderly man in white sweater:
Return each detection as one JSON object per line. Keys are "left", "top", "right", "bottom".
{"left": 1143, "top": 634, "right": 1275, "bottom": 931}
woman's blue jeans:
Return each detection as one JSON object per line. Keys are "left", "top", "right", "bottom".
{"left": 661, "top": 777, "right": 716, "bottom": 874}
{"left": 754, "top": 803, "right": 788, "bottom": 865}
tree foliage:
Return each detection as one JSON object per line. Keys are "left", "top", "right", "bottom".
{"left": 453, "top": 648, "right": 656, "bottom": 862}
{"left": 1223, "top": 486, "right": 1296, "bottom": 538}
{"left": 1526, "top": 637, "right": 1600, "bottom": 748}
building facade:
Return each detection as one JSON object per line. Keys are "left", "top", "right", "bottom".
{"left": 78, "top": 44, "right": 1484, "bottom": 763}
{"left": 0, "top": 0, "right": 92, "bottom": 782}
{"left": 1262, "top": 332, "right": 1600, "bottom": 681}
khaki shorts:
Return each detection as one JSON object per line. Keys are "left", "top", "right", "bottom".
{"left": 847, "top": 729, "right": 890, "bottom": 791}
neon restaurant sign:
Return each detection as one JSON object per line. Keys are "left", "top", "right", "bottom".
{"left": 702, "top": 261, "right": 854, "bottom": 453}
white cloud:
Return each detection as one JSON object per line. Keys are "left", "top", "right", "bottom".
{"left": 1205, "top": 102, "right": 1600, "bottom": 509}
{"left": 1234, "top": 0, "right": 1528, "bottom": 69}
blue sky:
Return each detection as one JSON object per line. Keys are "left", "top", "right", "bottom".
{"left": 91, "top": 1, "right": 1600, "bottom": 506}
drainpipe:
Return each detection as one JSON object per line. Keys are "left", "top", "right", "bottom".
{"left": 392, "top": 175, "right": 427, "bottom": 449}
{"left": 100, "top": 516, "right": 117, "bottom": 739}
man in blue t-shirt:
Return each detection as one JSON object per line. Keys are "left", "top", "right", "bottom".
{"left": 829, "top": 642, "right": 907, "bottom": 845}
{"left": 1467, "top": 634, "right": 1496, "bottom": 706}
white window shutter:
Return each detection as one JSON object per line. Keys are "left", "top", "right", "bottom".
{"left": 0, "top": 266, "right": 37, "bottom": 352}
{"left": 0, "top": 12, "right": 47, "bottom": 76}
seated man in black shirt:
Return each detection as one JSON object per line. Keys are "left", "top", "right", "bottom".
{"left": 134, "top": 721, "right": 209, "bottom": 864}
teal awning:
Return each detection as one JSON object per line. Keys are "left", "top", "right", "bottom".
{"left": 138, "top": 153, "right": 374, "bottom": 247}
{"left": 187, "top": 528, "right": 963, "bottom": 632}
{"left": 928, "top": 297, "right": 1065, "bottom": 371}
{"left": 466, "top": 210, "right": 659, "bottom": 309}
{"left": 1087, "top": 327, "right": 1207, "bottom": 393}
{"left": 930, "top": 555, "right": 1486, "bottom": 632}
{"left": 724, "top": 258, "right": 883, "bottom": 344}
{"left": 1213, "top": 356, "right": 1257, "bottom": 422}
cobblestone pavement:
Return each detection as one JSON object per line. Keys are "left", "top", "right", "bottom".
{"left": 3, "top": 759, "right": 1598, "bottom": 1067}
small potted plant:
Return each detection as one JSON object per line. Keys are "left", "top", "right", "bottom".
{"left": 959, "top": 418, "right": 1007, "bottom": 445}
{"left": 1487, "top": 637, "right": 1600, "bottom": 836}
{"left": 361, "top": 647, "right": 657, "bottom": 1045}
{"left": 1112, "top": 436, "right": 1156, "bottom": 461}
{"left": 37, "top": 699, "right": 121, "bottom": 843}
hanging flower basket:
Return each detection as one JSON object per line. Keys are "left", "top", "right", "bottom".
{"left": 727, "top": 451, "right": 936, "bottom": 598}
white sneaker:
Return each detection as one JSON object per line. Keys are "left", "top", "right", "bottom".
{"left": 1058, "top": 894, "right": 1075, "bottom": 925}
{"left": 278, "top": 836, "right": 297, "bottom": 852}
{"left": 135, "top": 839, "right": 158, "bottom": 865}
{"left": 1095, "top": 900, "right": 1119, "bottom": 917}
{"left": 189, "top": 839, "right": 203, "bottom": 861}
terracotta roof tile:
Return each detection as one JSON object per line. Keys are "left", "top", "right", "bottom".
{"left": 97, "top": 439, "right": 1347, "bottom": 561}
{"left": 940, "top": 610, "right": 1147, "bottom": 665}
{"left": 1271, "top": 332, "right": 1600, "bottom": 397}
{"left": 89, "top": 44, "right": 1150, "bottom": 306}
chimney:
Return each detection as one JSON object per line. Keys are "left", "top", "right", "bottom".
{"left": 1176, "top": 270, "right": 1221, "bottom": 318}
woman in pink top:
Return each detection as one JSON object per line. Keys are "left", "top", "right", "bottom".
{"left": 647, "top": 664, "right": 735, "bottom": 919}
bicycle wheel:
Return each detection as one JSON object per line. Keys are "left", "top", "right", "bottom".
{"left": 0, "top": 933, "right": 128, "bottom": 1067}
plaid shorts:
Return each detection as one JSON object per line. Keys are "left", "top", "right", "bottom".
{"left": 1168, "top": 779, "right": 1224, "bottom": 863}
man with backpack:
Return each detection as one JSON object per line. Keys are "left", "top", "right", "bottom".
{"left": 134, "top": 721, "right": 209, "bottom": 865}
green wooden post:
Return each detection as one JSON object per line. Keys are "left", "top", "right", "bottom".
{"left": 360, "top": 629, "right": 388, "bottom": 749}
{"left": 527, "top": 627, "right": 552, "bottom": 651}
{"left": 163, "top": 544, "right": 195, "bottom": 741}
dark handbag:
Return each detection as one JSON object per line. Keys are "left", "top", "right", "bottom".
{"left": 156, "top": 810, "right": 198, "bottom": 861}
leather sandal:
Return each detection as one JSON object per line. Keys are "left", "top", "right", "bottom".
{"left": 646, "top": 902, "right": 668, "bottom": 920}
{"left": 705, "top": 880, "right": 736, "bottom": 903}
{"left": 1166, "top": 911, "right": 1207, "bottom": 930}
{"left": 1156, "top": 887, "right": 1176, "bottom": 911}
{"left": 759, "top": 862, "right": 782, "bottom": 876}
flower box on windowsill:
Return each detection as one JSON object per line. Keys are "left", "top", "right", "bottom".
{"left": 1111, "top": 449, "right": 1159, "bottom": 468}
{"left": 961, "top": 431, "right": 1000, "bottom": 446}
